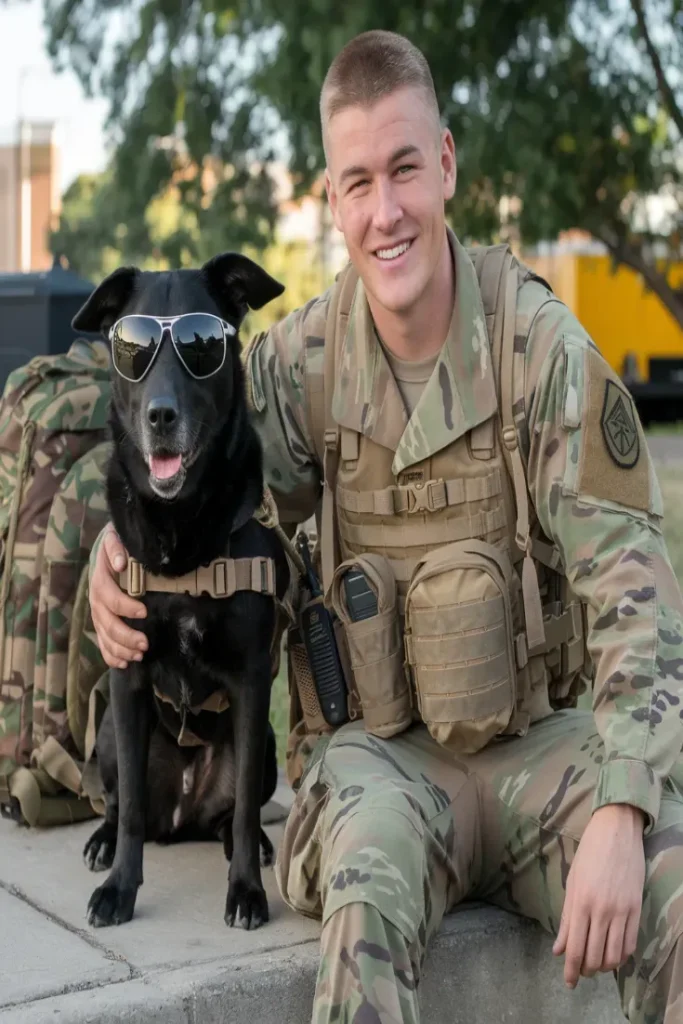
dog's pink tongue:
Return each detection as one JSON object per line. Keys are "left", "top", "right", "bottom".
{"left": 149, "top": 454, "right": 182, "bottom": 479}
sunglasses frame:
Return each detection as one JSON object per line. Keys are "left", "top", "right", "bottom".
{"left": 108, "top": 313, "right": 237, "bottom": 383}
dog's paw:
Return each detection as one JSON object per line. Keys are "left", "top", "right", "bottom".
{"left": 83, "top": 825, "right": 116, "bottom": 872}
{"left": 259, "top": 829, "right": 274, "bottom": 868}
{"left": 87, "top": 874, "right": 138, "bottom": 928}
{"left": 224, "top": 877, "right": 269, "bottom": 930}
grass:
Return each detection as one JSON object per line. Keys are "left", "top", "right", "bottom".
{"left": 269, "top": 652, "right": 290, "bottom": 768}
{"left": 643, "top": 422, "right": 683, "bottom": 436}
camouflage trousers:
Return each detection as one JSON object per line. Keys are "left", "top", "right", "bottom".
{"left": 275, "top": 711, "right": 683, "bottom": 1023}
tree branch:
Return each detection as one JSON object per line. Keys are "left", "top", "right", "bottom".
{"left": 595, "top": 228, "right": 683, "bottom": 331}
{"left": 630, "top": 0, "right": 683, "bottom": 137}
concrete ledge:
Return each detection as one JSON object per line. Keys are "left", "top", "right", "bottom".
{"left": 1, "top": 906, "right": 623, "bottom": 1023}
{"left": 0, "top": 783, "right": 624, "bottom": 1024}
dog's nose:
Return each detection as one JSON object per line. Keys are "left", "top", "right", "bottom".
{"left": 147, "top": 396, "right": 178, "bottom": 431}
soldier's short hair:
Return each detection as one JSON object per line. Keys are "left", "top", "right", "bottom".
{"left": 320, "top": 30, "right": 442, "bottom": 153}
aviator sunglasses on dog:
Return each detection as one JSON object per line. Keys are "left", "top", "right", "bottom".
{"left": 109, "top": 313, "right": 237, "bottom": 382}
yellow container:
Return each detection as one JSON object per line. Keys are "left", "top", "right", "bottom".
{"left": 523, "top": 251, "right": 683, "bottom": 380}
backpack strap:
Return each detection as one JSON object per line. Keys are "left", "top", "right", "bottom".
{"left": 306, "top": 265, "right": 356, "bottom": 470}
{"left": 474, "top": 245, "right": 546, "bottom": 652}
{"left": 500, "top": 262, "right": 546, "bottom": 652}
{"left": 315, "top": 262, "right": 359, "bottom": 595}
{"left": 468, "top": 245, "right": 509, "bottom": 456}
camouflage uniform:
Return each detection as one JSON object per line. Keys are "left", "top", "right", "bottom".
{"left": 244, "top": 229, "right": 683, "bottom": 1022}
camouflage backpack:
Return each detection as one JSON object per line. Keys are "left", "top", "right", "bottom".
{"left": 0, "top": 338, "right": 112, "bottom": 827}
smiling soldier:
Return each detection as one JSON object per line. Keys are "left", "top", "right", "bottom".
{"left": 89, "top": 29, "right": 683, "bottom": 1024}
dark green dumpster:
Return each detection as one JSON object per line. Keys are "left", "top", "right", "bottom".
{"left": 0, "top": 256, "right": 96, "bottom": 389}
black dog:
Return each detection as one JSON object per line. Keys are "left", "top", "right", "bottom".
{"left": 72, "top": 252, "right": 289, "bottom": 930}
{"left": 83, "top": 701, "right": 278, "bottom": 865}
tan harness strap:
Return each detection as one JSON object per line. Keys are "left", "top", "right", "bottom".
{"left": 118, "top": 555, "right": 276, "bottom": 599}
{"left": 336, "top": 469, "right": 503, "bottom": 516}
{"left": 338, "top": 505, "right": 506, "bottom": 549}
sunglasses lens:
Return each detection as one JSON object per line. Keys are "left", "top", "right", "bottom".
{"left": 112, "top": 317, "right": 163, "bottom": 381}
{"left": 171, "top": 314, "right": 226, "bottom": 378}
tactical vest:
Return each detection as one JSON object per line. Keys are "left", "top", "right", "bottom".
{"left": 289, "top": 244, "right": 588, "bottom": 766}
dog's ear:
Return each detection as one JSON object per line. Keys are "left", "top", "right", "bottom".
{"left": 71, "top": 267, "right": 139, "bottom": 335}
{"left": 202, "top": 253, "right": 285, "bottom": 317}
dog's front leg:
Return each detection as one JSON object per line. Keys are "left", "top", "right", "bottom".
{"left": 87, "top": 665, "right": 151, "bottom": 927}
{"left": 225, "top": 656, "right": 271, "bottom": 930}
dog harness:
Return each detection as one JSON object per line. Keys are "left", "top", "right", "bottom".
{"left": 118, "top": 554, "right": 276, "bottom": 600}
{"left": 115, "top": 483, "right": 299, "bottom": 746}
{"left": 116, "top": 483, "right": 282, "bottom": 600}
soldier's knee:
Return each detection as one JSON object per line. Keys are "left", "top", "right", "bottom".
{"left": 319, "top": 789, "right": 430, "bottom": 942}
{"left": 322, "top": 785, "right": 426, "bottom": 873}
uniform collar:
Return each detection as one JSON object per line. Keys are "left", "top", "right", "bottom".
{"left": 331, "top": 227, "right": 498, "bottom": 474}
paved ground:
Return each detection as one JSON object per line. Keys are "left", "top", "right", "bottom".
{"left": 646, "top": 433, "right": 683, "bottom": 464}
{"left": 0, "top": 774, "right": 624, "bottom": 1023}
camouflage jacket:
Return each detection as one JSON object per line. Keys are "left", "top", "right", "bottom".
{"left": 244, "top": 228, "right": 683, "bottom": 833}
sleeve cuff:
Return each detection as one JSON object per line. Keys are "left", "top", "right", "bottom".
{"left": 592, "top": 758, "right": 660, "bottom": 834}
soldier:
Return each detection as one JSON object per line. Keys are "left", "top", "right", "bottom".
{"left": 88, "top": 29, "right": 683, "bottom": 1024}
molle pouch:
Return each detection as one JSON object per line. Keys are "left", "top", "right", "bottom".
{"left": 328, "top": 553, "right": 412, "bottom": 739}
{"left": 403, "top": 540, "right": 519, "bottom": 755}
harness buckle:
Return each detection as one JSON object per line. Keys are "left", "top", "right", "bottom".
{"left": 126, "top": 558, "right": 146, "bottom": 597}
{"left": 211, "top": 559, "right": 229, "bottom": 598}
{"left": 252, "top": 556, "right": 276, "bottom": 595}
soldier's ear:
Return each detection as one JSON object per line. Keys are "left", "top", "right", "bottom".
{"left": 72, "top": 267, "right": 139, "bottom": 335}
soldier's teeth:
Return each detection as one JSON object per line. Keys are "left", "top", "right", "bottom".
{"left": 376, "top": 241, "right": 411, "bottom": 260}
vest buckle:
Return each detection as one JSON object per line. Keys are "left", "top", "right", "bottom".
{"left": 407, "top": 479, "right": 447, "bottom": 513}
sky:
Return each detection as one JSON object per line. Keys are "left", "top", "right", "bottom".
{"left": 0, "top": 0, "right": 110, "bottom": 192}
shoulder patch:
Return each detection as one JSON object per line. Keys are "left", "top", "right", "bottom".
{"left": 601, "top": 380, "right": 639, "bottom": 468}
{"left": 577, "top": 347, "right": 651, "bottom": 513}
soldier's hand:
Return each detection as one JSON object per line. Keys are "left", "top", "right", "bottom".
{"left": 552, "top": 803, "right": 645, "bottom": 987}
{"left": 90, "top": 523, "right": 148, "bottom": 669}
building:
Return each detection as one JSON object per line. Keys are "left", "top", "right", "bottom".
{"left": 0, "top": 120, "right": 60, "bottom": 274}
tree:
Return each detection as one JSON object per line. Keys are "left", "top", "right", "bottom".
{"left": 52, "top": 160, "right": 280, "bottom": 283}
{"left": 44, "top": 0, "right": 683, "bottom": 327}
{"left": 52, "top": 167, "right": 329, "bottom": 339}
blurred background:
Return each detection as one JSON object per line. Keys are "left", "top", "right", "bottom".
{"left": 0, "top": 0, "right": 681, "bottom": 413}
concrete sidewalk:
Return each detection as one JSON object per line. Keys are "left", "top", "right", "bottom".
{"left": 0, "top": 777, "right": 624, "bottom": 1023}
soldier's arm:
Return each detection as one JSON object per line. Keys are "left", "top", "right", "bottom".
{"left": 523, "top": 289, "right": 683, "bottom": 833}
{"left": 242, "top": 295, "right": 326, "bottom": 527}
